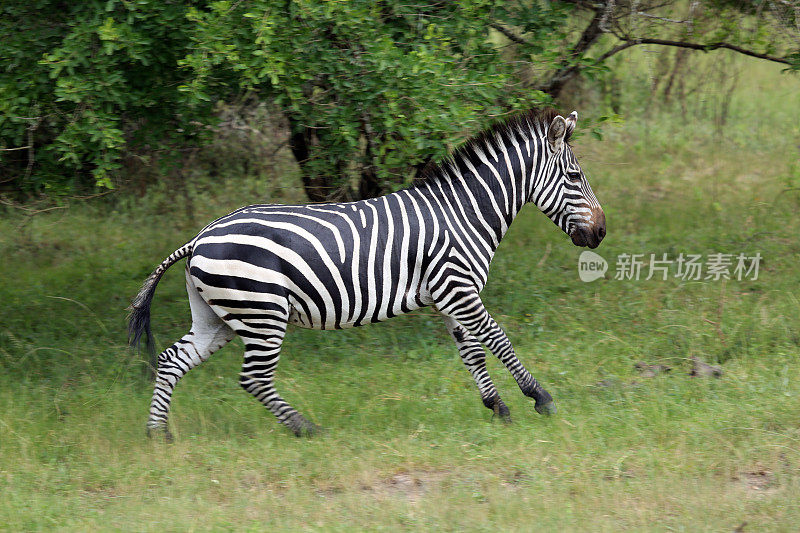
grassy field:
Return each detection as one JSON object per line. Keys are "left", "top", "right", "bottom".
{"left": 1, "top": 56, "right": 799, "bottom": 530}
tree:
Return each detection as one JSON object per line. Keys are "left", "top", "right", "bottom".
{"left": 180, "top": 1, "right": 554, "bottom": 201}
{"left": 492, "top": 0, "right": 800, "bottom": 100}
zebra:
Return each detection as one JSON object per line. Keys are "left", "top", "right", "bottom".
{"left": 129, "top": 107, "right": 605, "bottom": 439}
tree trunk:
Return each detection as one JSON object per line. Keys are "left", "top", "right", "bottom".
{"left": 287, "top": 116, "right": 340, "bottom": 202}
{"left": 540, "top": 7, "right": 608, "bottom": 98}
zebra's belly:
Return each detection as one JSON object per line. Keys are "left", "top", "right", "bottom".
{"left": 189, "top": 252, "right": 435, "bottom": 331}
{"left": 287, "top": 289, "right": 434, "bottom": 330}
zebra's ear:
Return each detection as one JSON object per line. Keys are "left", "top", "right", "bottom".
{"left": 547, "top": 115, "right": 567, "bottom": 152}
{"left": 565, "top": 111, "right": 577, "bottom": 139}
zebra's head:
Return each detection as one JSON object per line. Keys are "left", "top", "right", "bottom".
{"left": 531, "top": 111, "right": 606, "bottom": 249}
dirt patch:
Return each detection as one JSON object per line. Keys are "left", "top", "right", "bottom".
{"left": 603, "top": 467, "right": 637, "bottom": 480}
{"left": 238, "top": 472, "right": 289, "bottom": 494}
{"left": 733, "top": 465, "right": 777, "bottom": 494}
{"left": 315, "top": 485, "right": 344, "bottom": 499}
{"left": 500, "top": 470, "right": 535, "bottom": 488}
{"left": 361, "top": 470, "right": 449, "bottom": 504}
{"left": 78, "top": 483, "right": 121, "bottom": 504}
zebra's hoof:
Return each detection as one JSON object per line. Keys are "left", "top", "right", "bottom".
{"left": 292, "top": 423, "right": 323, "bottom": 438}
{"left": 492, "top": 401, "right": 512, "bottom": 424}
{"left": 534, "top": 400, "right": 557, "bottom": 416}
{"left": 287, "top": 413, "right": 321, "bottom": 437}
{"left": 492, "top": 412, "right": 513, "bottom": 424}
{"left": 146, "top": 426, "right": 174, "bottom": 443}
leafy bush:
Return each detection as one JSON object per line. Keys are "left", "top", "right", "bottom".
{"left": 0, "top": 1, "right": 209, "bottom": 196}
{"left": 1, "top": 1, "right": 555, "bottom": 200}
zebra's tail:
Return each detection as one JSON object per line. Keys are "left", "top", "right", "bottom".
{"left": 127, "top": 243, "right": 193, "bottom": 360}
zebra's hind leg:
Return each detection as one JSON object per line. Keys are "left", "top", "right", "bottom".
{"left": 147, "top": 272, "right": 235, "bottom": 441}
{"left": 236, "top": 313, "right": 317, "bottom": 437}
{"left": 443, "top": 316, "right": 511, "bottom": 423}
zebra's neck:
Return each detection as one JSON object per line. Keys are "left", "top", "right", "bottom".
{"left": 411, "top": 125, "right": 546, "bottom": 268}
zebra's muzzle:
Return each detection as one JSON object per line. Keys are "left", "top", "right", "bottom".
{"left": 570, "top": 210, "right": 606, "bottom": 249}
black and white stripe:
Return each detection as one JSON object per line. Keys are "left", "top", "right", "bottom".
{"left": 129, "top": 107, "right": 605, "bottom": 437}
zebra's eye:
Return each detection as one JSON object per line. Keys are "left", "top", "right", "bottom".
{"left": 566, "top": 171, "right": 582, "bottom": 182}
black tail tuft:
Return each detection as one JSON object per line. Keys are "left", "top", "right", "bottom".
{"left": 127, "top": 270, "right": 163, "bottom": 366}
{"left": 127, "top": 243, "right": 192, "bottom": 371}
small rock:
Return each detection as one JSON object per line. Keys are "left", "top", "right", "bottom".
{"left": 634, "top": 362, "right": 671, "bottom": 378}
{"left": 690, "top": 356, "right": 723, "bottom": 378}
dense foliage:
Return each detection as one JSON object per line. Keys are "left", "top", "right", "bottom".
{"left": 1, "top": 0, "right": 797, "bottom": 200}
{"left": 0, "top": 1, "right": 209, "bottom": 195}
{"left": 1, "top": 1, "right": 554, "bottom": 199}
{"left": 180, "top": 1, "right": 551, "bottom": 200}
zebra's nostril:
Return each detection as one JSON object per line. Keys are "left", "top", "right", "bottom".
{"left": 598, "top": 226, "right": 606, "bottom": 239}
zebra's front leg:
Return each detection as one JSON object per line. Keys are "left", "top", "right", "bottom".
{"left": 443, "top": 316, "right": 511, "bottom": 423}
{"left": 438, "top": 292, "right": 556, "bottom": 416}
{"left": 238, "top": 326, "right": 318, "bottom": 437}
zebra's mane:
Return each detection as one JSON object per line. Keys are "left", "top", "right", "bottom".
{"left": 414, "top": 107, "right": 569, "bottom": 185}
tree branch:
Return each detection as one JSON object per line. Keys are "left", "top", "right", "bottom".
{"left": 599, "top": 37, "right": 793, "bottom": 66}
{"left": 488, "top": 22, "right": 534, "bottom": 47}
{"left": 493, "top": 3, "right": 796, "bottom": 100}
{"left": 540, "top": 7, "right": 611, "bottom": 98}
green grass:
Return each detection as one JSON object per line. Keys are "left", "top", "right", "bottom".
{"left": 1, "top": 57, "right": 800, "bottom": 531}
